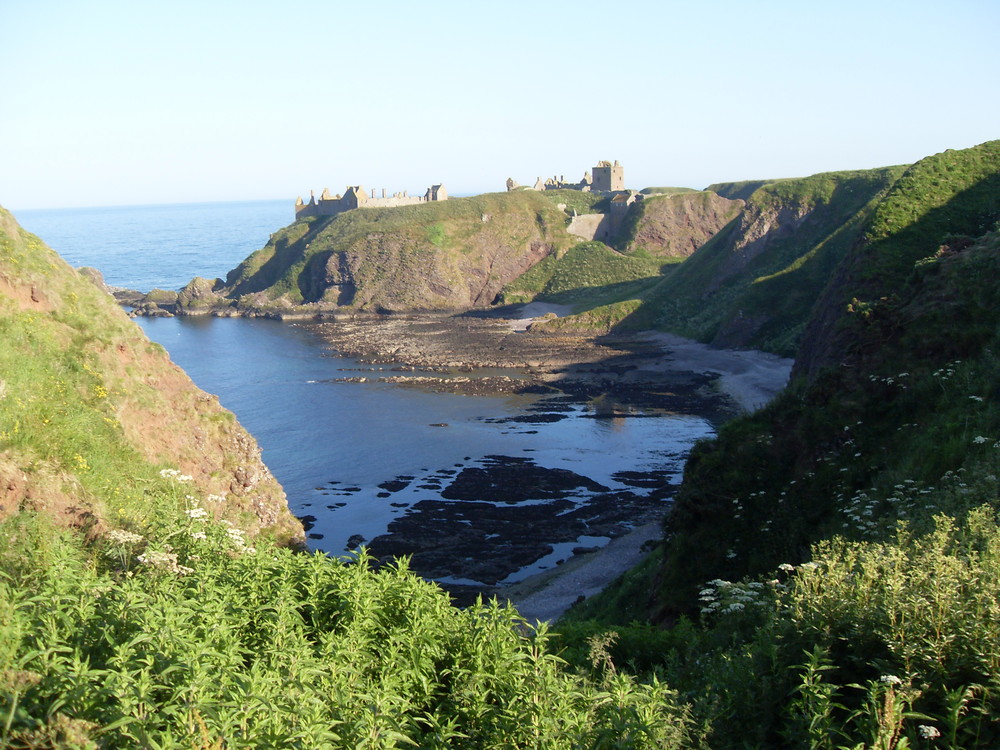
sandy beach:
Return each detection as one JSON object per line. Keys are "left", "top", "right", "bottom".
{"left": 636, "top": 331, "right": 793, "bottom": 413}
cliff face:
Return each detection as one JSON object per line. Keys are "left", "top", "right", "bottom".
{"left": 0, "top": 206, "right": 302, "bottom": 544}
{"left": 626, "top": 166, "right": 907, "bottom": 355}
{"left": 220, "top": 191, "right": 575, "bottom": 313}
{"left": 623, "top": 191, "right": 743, "bottom": 259}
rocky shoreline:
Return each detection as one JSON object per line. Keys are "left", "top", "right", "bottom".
{"left": 293, "top": 307, "right": 793, "bottom": 612}
{"left": 303, "top": 308, "right": 737, "bottom": 418}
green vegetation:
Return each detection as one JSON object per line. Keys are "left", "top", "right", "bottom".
{"left": 0, "top": 515, "right": 694, "bottom": 748}
{"left": 638, "top": 187, "right": 699, "bottom": 196}
{"left": 497, "top": 241, "right": 671, "bottom": 331}
{"left": 559, "top": 141, "right": 1000, "bottom": 747}
{"left": 501, "top": 242, "right": 666, "bottom": 301}
{"left": 538, "top": 188, "right": 611, "bottom": 216}
{"left": 706, "top": 179, "right": 780, "bottom": 201}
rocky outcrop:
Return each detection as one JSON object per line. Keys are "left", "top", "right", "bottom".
{"left": 703, "top": 201, "right": 812, "bottom": 292}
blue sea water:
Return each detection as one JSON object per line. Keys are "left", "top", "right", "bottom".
{"left": 18, "top": 200, "right": 290, "bottom": 292}
{"left": 15, "top": 201, "right": 715, "bottom": 582}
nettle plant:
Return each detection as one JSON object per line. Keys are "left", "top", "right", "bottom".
{"left": 0, "top": 485, "right": 695, "bottom": 749}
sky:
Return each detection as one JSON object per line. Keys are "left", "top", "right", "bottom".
{"left": 1, "top": 0, "right": 998, "bottom": 210}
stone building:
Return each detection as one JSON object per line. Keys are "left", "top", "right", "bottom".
{"left": 592, "top": 160, "right": 624, "bottom": 192}
{"left": 295, "top": 183, "right": 447, "bottom": 219}
{"left": 506, "top": 160, "right": 623, "bottom": 195}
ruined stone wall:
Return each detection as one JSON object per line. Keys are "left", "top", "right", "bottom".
{"left": 296, "top": 185, "right": 445, "bottom": 219}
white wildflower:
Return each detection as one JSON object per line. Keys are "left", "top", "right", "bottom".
{"left": 137, "top": 549, "right": 192, "bottom": 575}
{"left": 185, "top": 507, "right": 209, "bottom": 520}
{"left": 917, "top": 725, "right": 941, "bottom": 739}
{"left": 159, "top": 468, "right": 193, "bottom": 482}
{"left": 778, "top": 563, "right": 795, "bottom": 572}
{"left": 206, "top": 494, "right": 225, "bottom": 504}
{"left": 879, "top": 674, "right": 902, "bottom": 685}
{"left": 969, "top": 396, "right": 984, "bottom": 402}
{"left": 973, "top": 436, "right": 989, "bottom": 444}
{"left": 190, "top": 531, "right": 207, "bottom": 540}
{"left": 106, "top": 529, "right": 144, "bottom": 545}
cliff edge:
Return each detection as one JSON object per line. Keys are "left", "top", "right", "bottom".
{"left": 0, "top": 205, "right": 302, "bottom": 544}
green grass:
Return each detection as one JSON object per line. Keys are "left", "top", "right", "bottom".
{"left": 0, "top": 513, "right": 695, "bottom": 748}
{"left": 499, "top": 242, "right": 666, "bottom": 303}
{"left": 538, "top": 189, "right": 611, "bottom": 215}
{"left": 638, "top": 187, "right": 699, "bottom": 196}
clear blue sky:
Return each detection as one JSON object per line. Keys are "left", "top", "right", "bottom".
{"left": 2, "top": 0, "right": 997, "bottom": 210}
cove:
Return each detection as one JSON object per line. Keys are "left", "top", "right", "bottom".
{"left": 137, "top": 315, "right": 715, "bottom": 587}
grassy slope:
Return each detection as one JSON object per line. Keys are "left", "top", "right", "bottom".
{"left": 0, "top": 207, "right": 299, "bottom": 543}
{"left": 0, "top": 207, "right": 693, "bottom": 748}
{"left": 656, "top": 141, "right": 1000, "bottom": 612}
{"left": 620, "top": 167, "right": 907, "bottom": 356}
{"left": 498, "top": 241, "right": 669, "bottom": 333}
{"left": 560, "top": 141, "right": 1000, "bottom": 748}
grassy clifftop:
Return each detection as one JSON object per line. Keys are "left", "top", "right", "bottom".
{"left": 221, "top": 191, "right": 578, "bottom": 313}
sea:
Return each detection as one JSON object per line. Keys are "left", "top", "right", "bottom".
{"left": 16, "top": 200, "right": 716, "bottom": 583}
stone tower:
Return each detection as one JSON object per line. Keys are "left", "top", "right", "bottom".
{"left": 592, "top": 160, "right": 624, "bottom": 192}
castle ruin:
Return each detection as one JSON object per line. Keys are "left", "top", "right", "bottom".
{"left": 506, "top": 160, "right": 625, "bottom": 194}
{"left": 295, "top": 183, "right": 447, "bottom": 219}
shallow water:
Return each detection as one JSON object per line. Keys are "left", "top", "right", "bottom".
{"left": 136, "top": 315, "right": 713, "bottom": 576}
